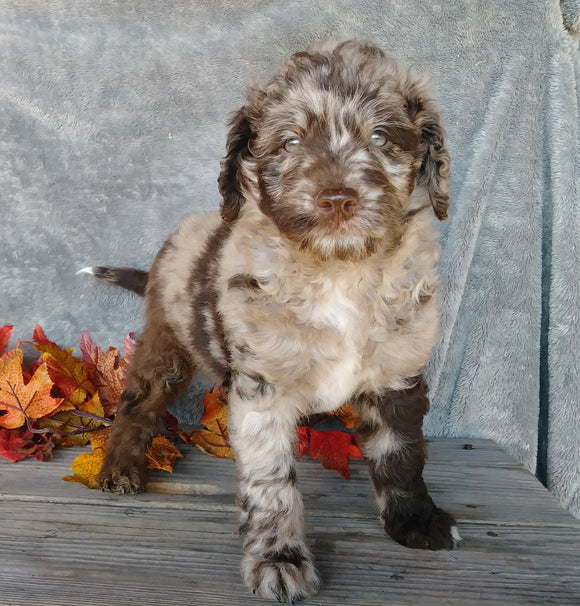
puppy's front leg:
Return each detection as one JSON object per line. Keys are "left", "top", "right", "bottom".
{"left": 229, "top": 380, "right": 321, "bottom": 603}
{"left": 354, "top": 377, "right": 460, "bottom": 550}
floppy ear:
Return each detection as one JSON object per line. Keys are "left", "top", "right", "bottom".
{"left": 408, "top": 92, "right": 451, "bottom": 221}
{"left": 218, "top": 106, "right": 253, "bottom": 223}
{"left": 417, "top": 115, "right": 450, "bottom": 220}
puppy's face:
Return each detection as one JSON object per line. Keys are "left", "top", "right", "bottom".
{"left": 219, "top": 39, "right": 450, "bottom": 262}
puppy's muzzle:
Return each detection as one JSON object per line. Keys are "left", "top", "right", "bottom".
{"left": 316, "top": 188, "right": 359, "bottom": 226}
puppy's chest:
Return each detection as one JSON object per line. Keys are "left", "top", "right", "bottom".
{"left": 234, "top": 273, "right": 418, "bottom": 404}
{"left": 294, "top": 283, "right": 387, "bottom": 405}
{"left": 289, "top": 278, "right": 402, "bottom": 364}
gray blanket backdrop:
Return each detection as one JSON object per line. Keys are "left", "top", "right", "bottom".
{"left": 1, "top": 1, "right": 578, "bottom": 518}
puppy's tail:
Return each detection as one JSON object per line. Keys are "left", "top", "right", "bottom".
{"left": 77, "top": 266, "right": 149, "bottom": 297}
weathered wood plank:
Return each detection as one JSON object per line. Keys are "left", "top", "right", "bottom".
{"left": 1, "top": 438, "right": 579, "bottom": 605}
{"left": 1, "top": 439, "right": 576, "bottom": 527}
{"left": 1, "top": 507, "right": 579, "bottom": 605}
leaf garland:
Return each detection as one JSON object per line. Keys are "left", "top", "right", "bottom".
{"left": 0, "top": 325, "right": 362, "bottom": 486}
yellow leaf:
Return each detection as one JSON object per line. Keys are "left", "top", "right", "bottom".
{"left": 63, "top": 427, "right": 111, "bottom": 487}
{"left": 62, "top": 448, "right": 105, "bottom": 489}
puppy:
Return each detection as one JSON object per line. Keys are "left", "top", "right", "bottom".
{"left": 88, "top": 39, "right": 458, "bottom": 602}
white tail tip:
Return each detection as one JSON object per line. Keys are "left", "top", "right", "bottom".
{"left": 76, "top": 266, "right": 95, "bottom": 276}
{"left": 451, "top": 526, "right": 463, "bottom": 546}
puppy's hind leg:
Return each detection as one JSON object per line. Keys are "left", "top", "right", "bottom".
{"left": 229, "top": 377, "right": 321, "bottom": 603}
{"left": 97, "top": 320, "right": 194, "bottom": 494}
{"left": 354, "top": 378, "right": 460, "bottom": 550}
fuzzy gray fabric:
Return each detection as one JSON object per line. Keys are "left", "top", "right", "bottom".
{"left": 1, "top": 1, "right": 578, "bottom": 518}
{"left": 562, "top": 0, "right": 580, "bottom": 33}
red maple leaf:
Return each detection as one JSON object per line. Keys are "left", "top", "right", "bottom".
{"left": 309, "top": 428, "right": 355, "bottom": 480}
{"left": 296, "top": 426, "right": 361, "bottom": 480}
{"left": 0, "top": 426, "right": 58, "bottom": 462}
{"left": 296, "top": 426, "right": 309, "bottom": 459}
{"left": 0, "top": 325, "right": 13, "bottom": 357}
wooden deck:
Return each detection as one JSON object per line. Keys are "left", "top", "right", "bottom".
{"left": 1, "top": 438, "right": 579, "bottom": 605}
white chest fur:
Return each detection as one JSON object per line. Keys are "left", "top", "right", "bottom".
{"left": 219, "top": 219, "right": 441, "bottom": 413}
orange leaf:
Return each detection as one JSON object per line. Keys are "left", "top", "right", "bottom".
{"left": 0, "top": 348, "right": 66, "bottom": 429}
{"left": 188, "top": 389, "right": 235, "bottom": 459}
{"left": 188, "top": 428, "right": 235, "bottom": 459}
{"left": 334, "top": 403, "right": 358, "bottom": 430}
{"left": 145, "top": 436, "right": 184, "bottom": 472}
{"left": 349, "top": 442, "right": 362, "bottom": 459}
{"left": 30, "top": 325, "right": 96, "bottom": 407}
{"left": 79, "top": 331, "right": 132, "bottom": 416}
{"left": 198, "top": 388, "right": 228, "bottom": 429}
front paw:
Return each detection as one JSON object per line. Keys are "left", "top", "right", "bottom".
{"left": 241, "top": 546, "right": 321, "bottom": 603}
{"left": 96, "top": 460, "right": 147, "bottom": 495}
{"left": 385, "top": 501, "right": 460, "bottom": 550}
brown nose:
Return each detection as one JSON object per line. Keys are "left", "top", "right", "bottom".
{"left": 316, "top": 188, "right": 359, "bottom": 223}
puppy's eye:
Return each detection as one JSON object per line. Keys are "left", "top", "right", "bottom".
{"left": 369, "top": 129, "right": 388, "bottom": 147}
{"left": 284, "top": 137, "right": 300, "bottom": 152}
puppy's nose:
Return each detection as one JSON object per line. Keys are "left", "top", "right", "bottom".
{"left": 316, "top": 188, "right": 359, "bottom": 223}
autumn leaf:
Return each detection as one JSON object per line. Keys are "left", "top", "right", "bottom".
{"left": 62, "top": 427, "right": 109, "bottom": 488}
{"left": 309, "top": 428, "right": 356, "bottom": 480}
{"left": 334, "top": 403, "right": 358, "bottom": 430}
{"left": 79, "top": 331, "right": 134, "bottom": 416}
{"left": 349, "top": 441, "right": 362, "bottom": 459}
{"left": 296, "top": 426, "right": 309, "bottom": 458}
{"left": 30, "top": 325, "right": 96, "bottom": 407}
{"left": 64, "top": 427, "right": 184, "bottom": 488}
{"left": 0, "top": 426, "right": 58, "bottom": 462}
{"left": 0, "top": 348, "right": 68, "bottom": 429}
{"left": 167, "top": 412, "right": 192, "bottom": 444}
{"left": 188, "top": 388, "right": 235, "bottom": 459}
{"left": 122, "top": 332, "right": 138, "bottom": 361}
{"left": 298, "top": 427, "right": 361, "bottom": 480}
{"left": 37, "top": 392, "right": 107, "bottom": 447}
{"left": 145, "top": 436, "right": 184, "bottom": 472}
{"left": 0, "top": 325, "right": 13, "bottom": 356}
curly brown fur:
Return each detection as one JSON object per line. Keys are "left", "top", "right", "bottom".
{"left": 92, "top": 39, "right": 458, "bottom": 602}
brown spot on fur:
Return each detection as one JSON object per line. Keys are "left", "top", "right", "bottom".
{"left": 190, "top": 222, "right": 231, "bottom": 381}
{"left": 266, "top": 546, "right": 307, "bottom": 568}
{"left": 228, "top": 274, "right": 262, "bottom": 291}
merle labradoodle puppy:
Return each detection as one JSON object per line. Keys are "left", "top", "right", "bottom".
{"left": 86, "top": 38, "right": 460, "bottom": 602}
